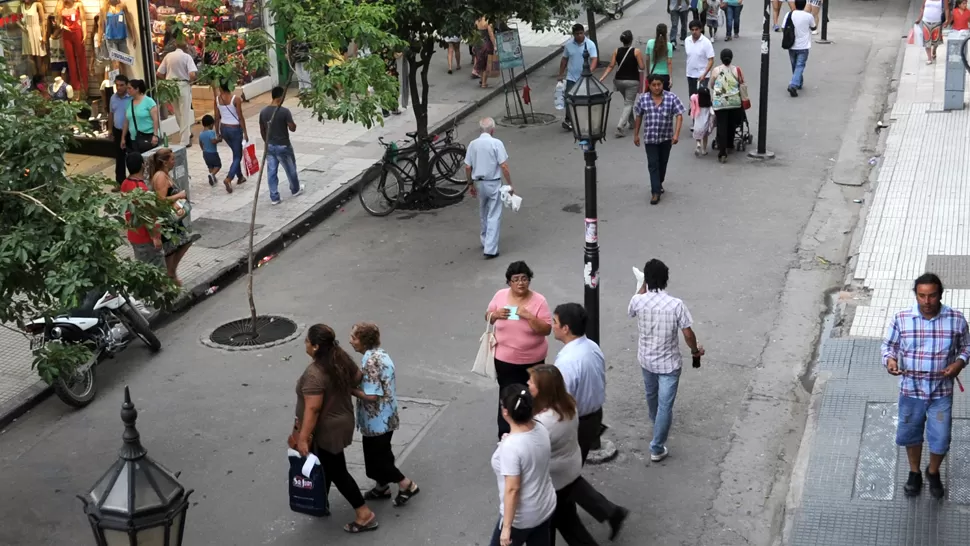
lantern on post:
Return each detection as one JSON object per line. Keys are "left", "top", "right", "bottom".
{"left": 564, "top": 48, "right": 612, "bottom": 345}
{"left": 79, "top": 387, "right": 193, "bottom": 546}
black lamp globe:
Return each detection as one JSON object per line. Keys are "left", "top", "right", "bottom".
{"left": 565, "top": 49, "right": 613, "bottom": 142}
{"left": 79, "top": 387, "right": 193, "bottom": 546}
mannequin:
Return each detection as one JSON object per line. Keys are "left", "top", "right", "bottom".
{"left": 55, "top": 0, "right": 88, "bottom": 98}
{"left": 51, "top": 76, "right": 75, "bottom": 101}
{"left": 20, "top": 0, "right": 48, "bottom": 76}
{"left": 99, "top": 0, "right": 136, "bottom": 76}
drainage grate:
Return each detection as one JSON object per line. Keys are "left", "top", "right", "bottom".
{"left": 496, "top": 112, "right": 559, "bottom": 128}
{"left": 924, "top": 256, "right": 970, "bottom": 289}
{"left": 203, "top": 315, "right": 301, "bottom": 351}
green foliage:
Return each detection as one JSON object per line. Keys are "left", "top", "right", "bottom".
{"left": 31, "top": 341, "right": 93, "bottom": 385}
{"left": 267, "top": 0, "right": 403, "bottom": 128}
{"left": 0, "top": 55, "right": 179, "bottom": 383}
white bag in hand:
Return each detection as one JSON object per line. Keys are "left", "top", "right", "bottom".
{"left": 633, "top": 266, "right": 644, "bottom": 294}
{"left": 472, "top": 314, "right": 497, "bottom": 378}
{"left": 500, "top": 185, "right": 522, "bottom": 212}
{"left": 554, "top": 81, "right": 566, "bottom": 110}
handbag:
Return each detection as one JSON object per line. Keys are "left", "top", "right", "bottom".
{"left": 173, "top": 197, "right": 191, "bottom": 219}
{"left": 129, "top": 100, "right": 156, "bottom": 153}
{"left": 736, "top": 66, "right": 751, "bottom": 110}
{"left": 472, "top": 314, "right": 497, "bottom": 378}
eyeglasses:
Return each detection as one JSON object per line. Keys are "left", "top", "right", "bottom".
{"left": 509, "top": 276, "right": 530, "bottom": 284}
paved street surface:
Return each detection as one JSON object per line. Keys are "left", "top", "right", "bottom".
{"left": 0, "top": 0, "right": 923, "bottom": 544}
{"left": 0, "top": 21, "right": 572, "bottom": 422}
{"left": 787, "top": 34, "right": 970, "bottom": 546}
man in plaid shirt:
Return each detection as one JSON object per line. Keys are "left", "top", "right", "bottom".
{"left": 628, "top": 259, "right": 704, "bottom": 462}
{"left": 882, "top": 273, "right": 969, "bottom": 499}
{"left": 633, "top": 74, "right": 685, "bottom": 206}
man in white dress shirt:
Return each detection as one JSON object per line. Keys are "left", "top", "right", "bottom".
{"left": 553, "top": 302, "right": 629, "bottom": 541}
{"left": 156, "top": 39, "right": 198, "bottom": 146}
{"left": 628, "top": 259, "right": 704, "bottom": 463}
{"left": 464, "top": 117, "right": 513, "bottom": 259}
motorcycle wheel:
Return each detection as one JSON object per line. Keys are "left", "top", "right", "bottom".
{"left": 121, "top": 304, "right": 161, "bottom": 353}
{"left": 54, "top": 366, "right": 97, "bottom": 408}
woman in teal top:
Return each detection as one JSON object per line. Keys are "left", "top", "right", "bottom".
{"left": 121, "top": 79, "right": 159, "bottom": 153}
{"left": 645, "top": 23, "right": 674, "bottom": 91}
{"left": 723, "top": 0, "right": 743, "bottom": 40}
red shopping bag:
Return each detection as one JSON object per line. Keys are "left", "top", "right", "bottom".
{"left": 242, "top": 141, "right": 260, "bottom": 176}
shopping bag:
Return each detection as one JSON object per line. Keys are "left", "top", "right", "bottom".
{"left": 472, "top": 315, "right": 497, "bottom": 378}
{"left": 912, "top": 24, "right": 924, "bottom": 48}
{"left": 288, "top": 449, "right": 329, "bottom": 517}
{"left": 554, "top": 80, "right": 566, "bottom": 110}
{"left": 487, "top": 54, "right": 500, "bottom": 78}
{"left": 242, "top": 141, "right": 260, "bottom": 176}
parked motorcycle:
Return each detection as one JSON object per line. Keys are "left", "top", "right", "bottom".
{"left": 24, "top": 290, "right": 161, "bottom": 408}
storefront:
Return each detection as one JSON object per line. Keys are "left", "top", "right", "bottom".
{"left": 1, "top": 0, "right": 276, "bottom": 158}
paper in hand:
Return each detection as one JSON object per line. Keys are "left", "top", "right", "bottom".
{"left": 633, "top": 267, "right": 644, "bottom": 294}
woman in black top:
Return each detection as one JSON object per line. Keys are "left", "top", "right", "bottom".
{"left": 599, "top": 30, "right": 645, "bottom": 137}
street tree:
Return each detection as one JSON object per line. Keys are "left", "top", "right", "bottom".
{"left": 0, "top": 54, "right": 179, "bottom": 384}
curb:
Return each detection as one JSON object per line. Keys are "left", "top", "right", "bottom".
{"left": 0, "top": 4, "right": 639, "bottom": 430}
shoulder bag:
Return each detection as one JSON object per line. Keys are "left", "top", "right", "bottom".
{"left": 781, "top": 13, "right": 796, "bottom": 50}
{"left": 129, "top": 99, "right": 157, "bottom": 153}
{"left": 472, "top": 313, "right": 497, "bottom": 378}
{"left": 735, "top": 66, "right": 751, "bottom": 110}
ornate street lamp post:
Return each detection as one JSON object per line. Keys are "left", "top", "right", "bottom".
{"left": 79, "top": 387, "right": 193, "bottom": 546}
{"left": 565, "top": 50, "right": 612, "bottom": 345}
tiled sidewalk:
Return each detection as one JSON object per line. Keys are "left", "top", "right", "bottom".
{"left": 789, "top": 38, "right": 970, "bottom": 545}
{"left": 0, "top": 20, "right": 578, "bottom": 422}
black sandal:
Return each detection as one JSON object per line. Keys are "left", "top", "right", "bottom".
{"left": 364, "top": 485, "right": 391, "bottom": 500}
{"left": 393, "top": 482, "right": 420, "bottom": 507}
{"left": 343, "top": 518, "right": 379, "bottom": 533}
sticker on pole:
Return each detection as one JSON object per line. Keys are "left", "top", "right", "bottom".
{"left": 760, "top": 40, "right": 769, "bottom": 55}
{"left": 584, "top": 218, "right": 598, "bottom": 243}
{"left": 109, "top": 48, "right": 135, "bottom": 66}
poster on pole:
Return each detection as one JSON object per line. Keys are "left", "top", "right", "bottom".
{"left": 496, "top": 30, "right": 525, "bottom": 71}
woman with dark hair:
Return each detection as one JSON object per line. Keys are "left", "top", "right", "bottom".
{"left": 486, "top": 261, "right": 553, "bottom": 438}
{"left": 120, "top": 78, "right": 160, "bottom": 154}
{"left": 598, "top": 29, "right": 645, "bottom": 137}
{"left": 291, "top": 324, "right": 378, "bottom": 533}
{"left": 214, "top": 80, "right": 248, "bottom": 193}
{"left": 150, "top": 148, "right": 198, "bottom": 285}
{"left": 490, "top": 385, "right": 557, "bottom": 546}
{"left": 472, "top": 16, "right": 497, "bottom": 88}
{"left": 645, "top": 23, "right": 674, "bottom": 92}
{"left": 349, "top": 322, "right": 420, "bottom": 506}
{"left": 528, "top": 366, "right": 598, "bottom": 546}
{"left": 708, "top": 48, "right": 746, "bottom": 163}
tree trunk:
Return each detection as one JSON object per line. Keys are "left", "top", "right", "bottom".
{"left": 586, "top": 9, "right": 598, "bottom": 50}
{"left": 401, "top": 39, "right": 437, "bottom": 209}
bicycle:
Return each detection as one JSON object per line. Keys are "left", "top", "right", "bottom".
{"left": 359, "top": 133, "right": 468, "bottom": 217}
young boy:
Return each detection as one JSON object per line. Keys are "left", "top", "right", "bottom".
{"left": 705, "top": 0, "right": 720, "bottom": 41}
{"left": 198, "top": 114, "right": 222, "bottom": 186}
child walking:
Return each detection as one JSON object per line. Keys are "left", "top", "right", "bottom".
{"left": 705, "top": 0, "right": 720, "bottom": 41}
{"left": 198, "top": 115, "right": 222, "bottom": 187}
{"left": 691, "top": 87, "right": 715, "bottom": 156}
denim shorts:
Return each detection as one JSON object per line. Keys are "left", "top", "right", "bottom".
{"left": 203, "top": 151, "right": 222, "bottom": 170}
{"left": 896, "top": 394, "right": 953, "bottom": 455}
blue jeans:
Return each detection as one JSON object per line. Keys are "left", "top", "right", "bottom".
{"left": 641, "top": 367, "right": 682, "bottom": 455}
{"left": 476, "top": 179, "right": 503, "bottom": 256}
{"left": 725, "top": 4, "right": 743, "bottom": 35}
{"left": 788, "top": 49, "right": 809, "bottom": 89}
{"left": 644, "top": 140, "right": 672, "bottom": 196}
{"left": 896, "top": 394, "right": 953, "bottom": 455}
{"left": 489, "top": 516, "right": 552, "bottom": 546}
{"left": 670, "top": 9, "right": 689, "bottom": 44}
{"left": 266, "top": 144, "right": 300, "bottom": 201}
{"left": 221, "top": 125, "right": 244, "bottom": 182}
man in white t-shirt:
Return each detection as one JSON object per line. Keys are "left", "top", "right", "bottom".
{"left": 157, "top": 39, "right": 198, "bottom": 146}
{"left": 683, "top": 20, "right": 715, "bottom": 99}
{"left": 784, "top": 0, "right": 817, "bottom": 97}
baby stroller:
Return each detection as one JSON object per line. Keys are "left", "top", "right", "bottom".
{"left": 734, "top": 110, "right": 753, "bottom": 152}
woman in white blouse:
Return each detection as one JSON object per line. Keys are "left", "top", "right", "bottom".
{"left": 528, "top": 365, "right": 599, "bottom": 545}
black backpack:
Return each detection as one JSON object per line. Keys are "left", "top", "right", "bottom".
{"left": 781, "top": 13, "right": 796, "bottom": 50}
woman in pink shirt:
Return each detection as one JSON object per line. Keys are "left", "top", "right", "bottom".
{"left": 485, "top": 261, "right": 553, "bottom": 438}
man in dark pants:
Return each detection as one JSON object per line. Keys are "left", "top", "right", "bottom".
{"left": 634, "top": 74, "right": 686, "bottom": 205}
{"left": 109, "top": 74, "right": 132, "bottom": 187}
{"left": 553, "top": 303, "right": 630, "bottom": 541}
{"left": 557, "top": 23, "right": 598, "bottom": 131}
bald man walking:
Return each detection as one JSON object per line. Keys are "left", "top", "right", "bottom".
{"left": 464, "top": 118, "right": 514, "bottom": 259}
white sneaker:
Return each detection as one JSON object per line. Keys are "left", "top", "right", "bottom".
{"left": 812, "top": 29, "right": 819, "bottom": 35}
{"left": 650, "top": 446, "right": 669, "bottom": 462}
{"left": 270, "top": 199, "right": 282, "bottom": 206}
{"left": 293, "top": 185, "right": 305, "bottom": 197}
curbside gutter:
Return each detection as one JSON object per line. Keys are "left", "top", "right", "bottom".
{"left": 0, "top": 3, "right": 640, "bottom": 430}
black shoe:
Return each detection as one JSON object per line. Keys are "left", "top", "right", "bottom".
{"left": 608, "top": 507, "right": 629, "bottom": 541}
{"left": 788, "top": 86, "right": 798, "bottom": 97}
{"left": 484, "top": 253, "right": 500, "bottom": 260}
{"left": 562, "top": 121, "right": 573, "bottom": 131}
{"left": 904, "top": 471, "right": 923, "bottom": 497}
{"left": 926, "top": 469, "right": 944, "bottom": 499}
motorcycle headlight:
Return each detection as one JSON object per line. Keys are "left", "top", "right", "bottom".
{"left": 50, "top": 326, "right": 63, "bottom": 340}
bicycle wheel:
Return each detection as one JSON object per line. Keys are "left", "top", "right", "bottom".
{"left": 432, "top": 147, "right": 470, "bottom": 198}
{"left": 359, "top": 160, "right": 409, "bottom": 216}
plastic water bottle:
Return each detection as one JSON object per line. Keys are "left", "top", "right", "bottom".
{"left": 554, "top": 81, "right": 566, "bottom": 110}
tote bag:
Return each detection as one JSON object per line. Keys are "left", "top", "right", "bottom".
{"left": 472, "top": 314, "right": 497, "bottom": 378}
{"left": 287, "top": 449, "right": 329, "bottom": 517}
{"left": 242, "top": 141, "right": 260, "bottom": 176}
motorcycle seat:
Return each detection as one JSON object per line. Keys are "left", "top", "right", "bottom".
{"left": 67, "top": 291, "right": 102, "bottom": 318}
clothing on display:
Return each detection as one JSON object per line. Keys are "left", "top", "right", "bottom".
{"left": 21, "top": 1, "right": 47, "bottom": 57}
{"left": 59, "top": 2, "right": 89, "bottom": 95}
{"left": 50, "top": 76, "right": 74, "bottom": 100}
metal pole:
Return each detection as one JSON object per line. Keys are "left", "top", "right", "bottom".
{"left": 748, "top": 0, "right": 775, "bottom": 160}
{"left": 583, "top": 142, "right": 600, "bottom": 344}
{"left": 817, "top": 0, "right": 832, "bottom": 44}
